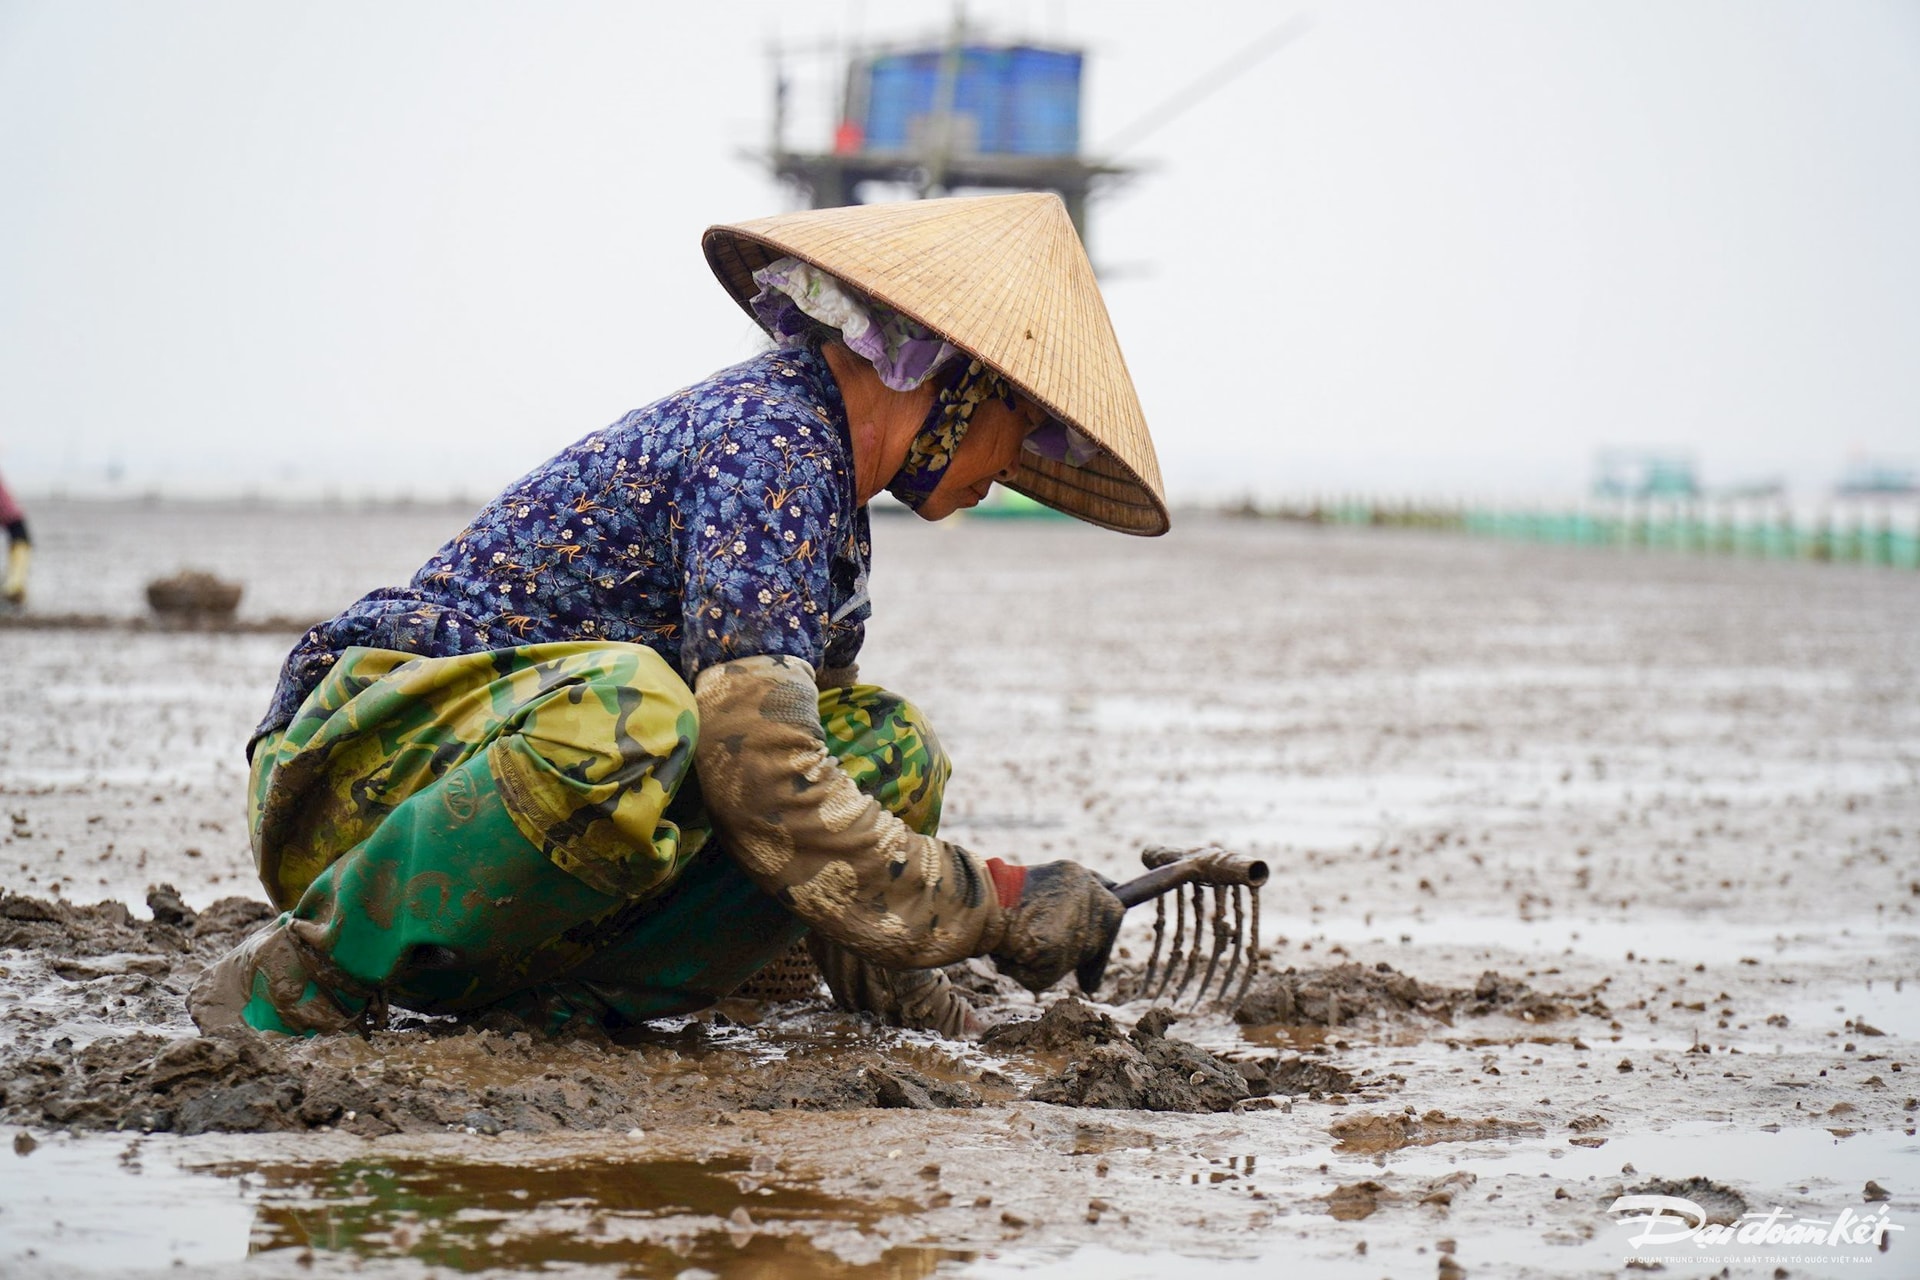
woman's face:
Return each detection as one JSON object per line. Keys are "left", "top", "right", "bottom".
{"left": 914, "top": 395, "right": 1049, "bottom": 521}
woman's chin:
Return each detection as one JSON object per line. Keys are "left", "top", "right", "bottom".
{"left": 915, "top": 492, "right": 977, "bottom": 522}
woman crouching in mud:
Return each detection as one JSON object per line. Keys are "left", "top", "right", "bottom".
{"left": 192, "top": 194, "right": 1171, "bottom": 1041}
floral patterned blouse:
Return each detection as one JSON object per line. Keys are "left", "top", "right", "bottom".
{"left": 254, "top": 346, "right": 870, "bottom": 746}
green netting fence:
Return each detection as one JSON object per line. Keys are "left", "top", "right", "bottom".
{"left": 1241, "top": 500, "right": 1920, "bottom": 569}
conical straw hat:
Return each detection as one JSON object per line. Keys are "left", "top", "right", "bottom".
{"left": 703, "top": 192, "right": 1169, "bottom": 536}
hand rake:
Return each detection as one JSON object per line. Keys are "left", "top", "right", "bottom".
{"left": 1111, "top": 846, "right": 1269, "bottom": 1008}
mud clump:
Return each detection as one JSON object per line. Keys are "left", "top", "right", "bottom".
{"left": 1330, "top": 1108, "right": 1545, "bottom": 1154}
{"left": 1234, "top": 962, "right": 1443, "bottom": 1026}
{"left": 0, "top": 887, "right": 270, "bottom": 959}
{"left": 1327, "top": 1179, "right": 1389, "bottom": 1221}
{"left": 987, "top": 1000, "right": 1250, "bottom": 1113}
{"left": 1620, "top": 1176, "right": 1748, "bottom": 1225}
{"left": 981, "top": 994, "right": 1122, "bottom": 1054}
{"left": 7, "top": 1032, "right": 310, "bottom": 1135}
{"left": 1, "top": 888, "right": 276, "bottom": 1058}
{"left": 1457, "top": 970, "right": 1597, "bottom": 1021}
{"left": 144, "top": 884, "right": 198, "bottom": 928}
{"left": 1234, "top": 962, "right": 1595, "bottom": 1028}
{"left": 2, "top": 892, "right": 142, "bottom": 956}
{"left": 1261, "top": 1055, "right": 1359, "bottom": 1097}
{"left": 732, "top": 1057, "right": 980, "bottom": 1112}
{"left": 1325, "top": 1171, "right": 1479, "bottom": 1219}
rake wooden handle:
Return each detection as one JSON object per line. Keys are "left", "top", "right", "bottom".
{"left": 1113, "top": 848, "right": 1269, "bottom": 908}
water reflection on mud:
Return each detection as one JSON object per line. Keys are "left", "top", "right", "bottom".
{"left": 0, "top": 1134, "right": 255, "bottom": 1272}
{"left": 231, "top": 1152, "right": 949, "bottom": 1277}
{"left": 2, "top": 1135, "right": 960, "bottom": 1277}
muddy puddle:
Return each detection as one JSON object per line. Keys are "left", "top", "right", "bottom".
{"left": 2, "top": 1132, "right": 955, "bottom": 1277}
{"left": 6, "top": 1117, "right": 1912, "bottom": 1278}
{"left": 5, "top": 504, "right": 1920, "bottom": 1277}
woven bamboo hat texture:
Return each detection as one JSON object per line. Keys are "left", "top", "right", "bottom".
{"left": 703, "top": 192, "right": 1169, "bottom": 536}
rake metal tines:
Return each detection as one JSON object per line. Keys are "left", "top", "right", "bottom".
{"left": 1112, "top": 845, "right": 1268, "bottom": 1009}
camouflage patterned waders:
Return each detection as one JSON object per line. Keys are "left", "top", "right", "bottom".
{"left": 195, "top": 642, "right": 948, "bottom": 1035}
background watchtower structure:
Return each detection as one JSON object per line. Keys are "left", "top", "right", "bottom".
{"left": 759, "top": 23, "right": 1137, "bottom": 248}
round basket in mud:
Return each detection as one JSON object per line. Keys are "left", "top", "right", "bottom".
{"left": 145, "top": 571, "right": 243, "bottom": 619}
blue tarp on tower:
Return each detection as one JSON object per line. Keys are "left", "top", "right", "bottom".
{"left": 862, "top": 46, "right": 1082, "bottom": 156}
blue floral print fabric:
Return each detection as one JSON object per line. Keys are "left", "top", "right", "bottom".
{"left": 253, "top": 346, "right": 871, "bottom": 748}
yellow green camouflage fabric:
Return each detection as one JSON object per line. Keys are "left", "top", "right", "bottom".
{"left": 818, "top": 682, "right": 949, "bottom": 838}
{"left": 250, "top": 642, "right": 706, "bottom": 905}
{"left": 223, "top": 642, "right": 950, "bottom": 1031}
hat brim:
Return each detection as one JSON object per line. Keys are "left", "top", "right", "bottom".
{"left": 703, "top": 219, "right": 1170, "bottom": 536}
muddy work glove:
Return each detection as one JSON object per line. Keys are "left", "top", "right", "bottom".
{"left": 806, "top": 935, "right": 984, "bottom": 1039}
{"left": 694, "top": 655, "right": 1005, "bottom": 969}
{"left": 983, "top": 859, "right": 1125, "bottom": 995}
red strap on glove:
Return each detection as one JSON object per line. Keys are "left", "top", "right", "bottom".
{"left": 985, "top": 858, "right": 1027, "bottom": 910}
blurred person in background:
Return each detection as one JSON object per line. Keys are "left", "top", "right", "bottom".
{"left": 0, "top": 470, "right": 30, "bottom": 607}
{"left": 190, "top": 194, "right": 1170, "bottom": 1041}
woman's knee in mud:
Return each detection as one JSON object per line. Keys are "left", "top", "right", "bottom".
{"left": 817, "top": 684, "right": 950, "bottom": 836}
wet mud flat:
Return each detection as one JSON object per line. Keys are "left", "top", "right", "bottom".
{"left": 3, "top": 501, "right": 1919, "bottom": 1277}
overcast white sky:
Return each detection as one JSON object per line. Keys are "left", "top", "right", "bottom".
{"left": 1, "top": 1, "right": 1915, "bottom": 502}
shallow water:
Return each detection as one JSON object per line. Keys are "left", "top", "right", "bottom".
{"left": 0, "top": 1133, "right": 956, "bottom": 1276}
{"left": 5, "top": 1122, "right": 1914, "bottom": 1278}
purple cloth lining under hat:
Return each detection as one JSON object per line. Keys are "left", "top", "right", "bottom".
{"left": 751, "top": 258, "right": 958, "bottom": 392}
{"left": 1021, "top": 420, "right": 1100, "bottom": 468}
{"left": 749, "top": 256, "right": 1101, "bottom": 470}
